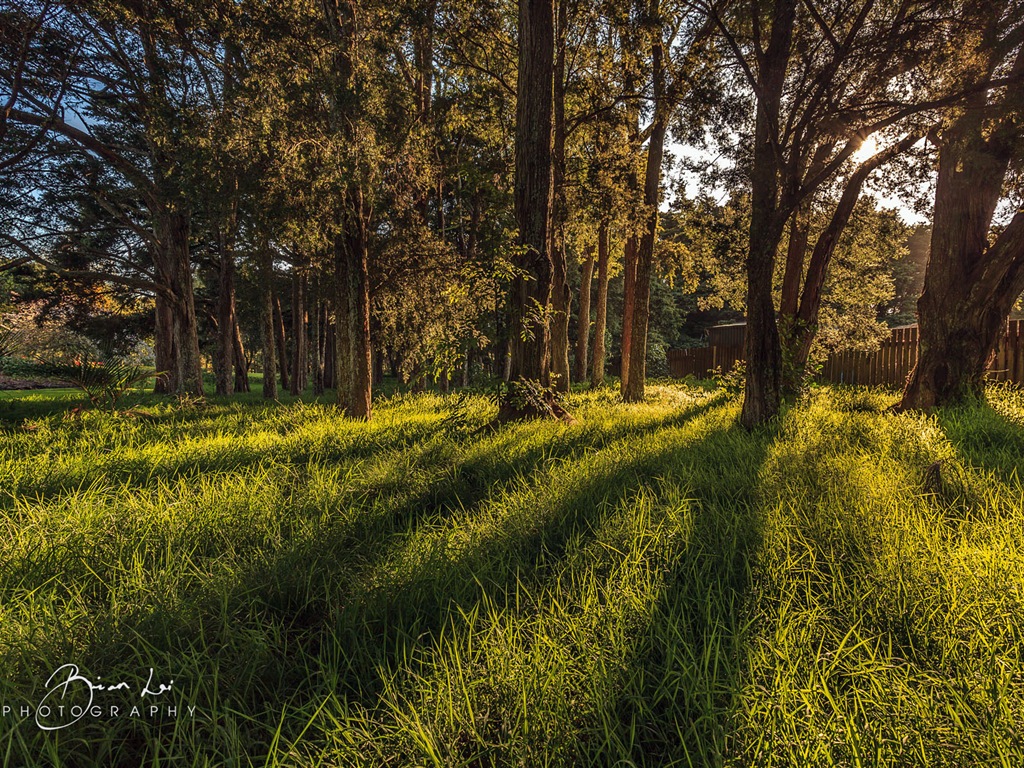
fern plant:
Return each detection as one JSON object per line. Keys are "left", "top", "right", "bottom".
{"left": 36, "top": 353, "right": 153, "bottom": 410}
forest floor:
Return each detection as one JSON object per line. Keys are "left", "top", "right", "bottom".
{"left": 0, "top": 381, "right": 1022, "bottom": 766}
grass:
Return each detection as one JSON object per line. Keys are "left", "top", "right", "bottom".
{"left": 0, "top": 381, "right": 1022, "bottom": 766}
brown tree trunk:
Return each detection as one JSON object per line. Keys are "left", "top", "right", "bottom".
{"left": 290, "top": 267, "right": 307, "bottom": 396}
{"left": 548, "top": 0, "right": 571, "bottom": 394}
{"left": 260, "top": 244, "right": 277, "bottom": 399}
{"left": 334, "top": 188, "right": 373, "bottom": 419}
{"left": 274, "top": 293, "right": 290, "bottom": 392}
{"left": 214, "top": 230, "right": 236, "bottom": 396}
{"left": 574, "top": 245, "right": 595, "bottom": 383}
{"left": 740, "top": 0, "right": 796, "bottom": 428}
{"left": 152, "top": 209, "right": 203, "bottom": 397}
{"left": 311, "top": 278, "right": 324, "bottom": 396}
{"left": 620, "top": 235, "right": 637, "bottom": 392}
{"left": 590, "top": 222, "right": 610, "bottom": 388}
{"left": 232, "top": 318, "right": 250, "bottom": 393}
{"left": 900, "top": 45, "right": 1024, "bottom": 409}
{"left": 323, "top": 320, "right": 336, "bottom": 391}
{"left": 781, "top": 133, "right": 922, "bottom": 393}
{"left": 501, "top": 0, "right": 558, "bottom": 419}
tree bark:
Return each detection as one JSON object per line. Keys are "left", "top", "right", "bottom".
{"left": 549, "top": 0, "right": 571, "bottom": 393}
{"left": 274, "top": 293, "right": 290, "bottom": 392}
{"left": 152, "top": 208, "right": 203, "bottom": 397}
{"left": 623, "top": 12, "right": 668, "bottom": 404}
{"left": 214, "top": 230, "right": 236, "bottom": 396}
{"left": 232, "top": 318, "right": 250, "bottom": 393}
{"left": 574, "top": 245, "right": 595, "bottom": 383}
{"left": 290, "top": 267, "right": 307, "bottom": 396}
{"left": 590, "top": 222, "right": 610, "bottom": 388}
{"left": 260, "top": 245, "right": 277, "bottom": 400}
{"left": 311, "top": 278, "right": 324, "bottom": 396}
{"left": 334, "top": 187, "right": 373, "bottom": 419}
{"left": 620, "top": 235, "right": 637, "bottom": 392}
{"left": 740, "top": 0, "right": 796, "bottom": 428}
{"left": 502, "top": 0, "right": 558, "bottom": 419}
{"left": 900, "top": 51, "right": 1024, "bottom": 409}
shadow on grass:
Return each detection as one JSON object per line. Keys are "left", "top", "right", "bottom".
{"left": 0, "top": 393, "right": 735, "bottom": 767}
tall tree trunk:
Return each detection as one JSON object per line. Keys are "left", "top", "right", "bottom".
{"left": 620, "top": 235, "right": 637, "bottom": 391}
{"left": 740, "top": 0, "right": 796, "bottom": 428}
{"left": 623, "top": 12, "right": 667, "bottom": 404}
{"left": 781, "top": 133, "right": 922, "bottom": 392}
{"left": 323, "top": 0, "right": 373, "bottom": 420}
{"left": 334, "top": 188, "right": 372, "bottom": 419}
{"left": 290, "top": 267, "right": 307, "bottom": 396}
{"left": 274, "top": 293, "right": 290, "bottom": 392}
{"left": 214, "top": 230, "right": 236, "bottom": 396}
{"left": 311, "top": 277, "right": 324, "bottom": 395}
{"left": 502, "top": 0, "right": 556, "bottom": 418}
{"left": 549, "top": 0, "right": 571, "bottom": 393}
{"left": 574, "top": 245, "right": 595, "bottom": 383}
{"left": 591, "top": 222, "right": 610, "bottom": 388}
{"left": 152, "top": 209, "right": 203, "bottom": 397}
{"left": 260, "top": 244, "right": 277, "bottom": 399}
{"left": 232, "top": 319, "right": 250, "bottom": 393}
{"left": 900, "top": 46, "right": 1024, "bottom": 409}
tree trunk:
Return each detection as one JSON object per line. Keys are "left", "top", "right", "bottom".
{"left": 232, "top": 318, "right": 250, "bottom": 393}
{"left": 739, "top": 0, "right": 796, "bottom": 428}
{"left": 152, "top": 209, "right": 203, "bottom": 397}
{"left": 334, "top": 187, "right": 372, "bottom": 419}
{"left": 900, "top": 54, "right": 1024, "bottom": 410}
{"left": 274, "top": 293, "right": 290, "bottom": 392}
{"left": 781, "top": 133, "right": 922, "bottom": 392}
{"left": 502, "top": 0, "right": 558, "bottom": 419}
{"left": 311, "top": 279, "right": 324, "bottom": 396}
{"left": 590, "top": 222, "right": 610, "bottom": 388}
{"left": 574, "top": 245, "right": 595, "bottom": 383}
{"left": 620, "top": 235, "right": 637, "bottom": 393}
{"left": 260, "top": 245, "right": 277, "bottom": 400}
{"left": 214, "top": 230, "right": 236, "bottom": 396}
{"left": 290, "top": 267, "right": 307, "bottom": 396}
{"left": 548, "top": 0, "right": 571, "bottom": 394}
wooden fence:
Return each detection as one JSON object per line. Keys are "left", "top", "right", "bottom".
{"left": 668, "top": 320, "right": 1024, "bottom": 387}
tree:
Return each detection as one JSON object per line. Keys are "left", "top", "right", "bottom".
{"left": 900, "top": 2, "right": 1024, "bottom": 409}
{"left": 501, "top": 0, "right": 558, "bottom": 418}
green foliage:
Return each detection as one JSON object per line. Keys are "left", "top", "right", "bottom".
{"left": 34, "top": 353, "right": 152, "bottom": 410}
{"left": 712, "top": 360, "right": 746, "bottom": 395}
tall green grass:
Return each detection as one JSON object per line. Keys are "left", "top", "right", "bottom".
{"left": 0, "top": 384, "right": 1022, "bottom": 766}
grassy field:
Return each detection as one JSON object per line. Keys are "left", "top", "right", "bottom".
{"left": 0, "top": 382, "right": 1023, "bottom": 766}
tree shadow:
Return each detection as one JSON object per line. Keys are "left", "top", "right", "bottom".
{"left": 0, "top": 392, "right": 734, "bottom": 766}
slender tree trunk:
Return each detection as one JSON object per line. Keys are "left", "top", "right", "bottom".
{"left": 591, "top": 222, "right": 610, "bottom": 388}
{"left": 290, "top": 267, "right": 307, "bottom": 395}
{"left": 502, "top": 0, "right": 557, "bottom": 419}
{"left": 574, "top": 245, "right": 595, "bottom": 383}
{"left": 232, "top": 318, "right": 250, "bottom": 393}
{"left": 260, "top": 245, "right": 277, "bottom": 399}
{"left": 274, "top": 293, "right": 290, "bottom": 392}
{"left": 311, "top": 277, "right": 324, "bottom": 396}
{"left": 549, "top": 0, "right": 571, "bottom": 393}
{"left": 620, "top": 235, "right": 637, "bottom": 391}
{"left": 781, "top": 133, "right": 923, "bottom": 392}
{"left": 740, "top": 0, "right": 796, "bottom": 428}
{"left": 215, "top": 230, "right": 236, "bottom": 396}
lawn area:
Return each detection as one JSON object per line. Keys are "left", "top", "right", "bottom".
{"left": 1, "top": 383, "right": 1023, "bottom": 766}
